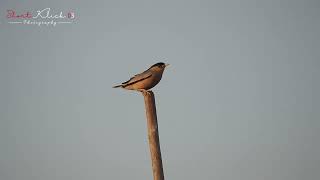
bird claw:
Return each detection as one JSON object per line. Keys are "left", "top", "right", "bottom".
{"left": 137, "top": 89, "right": 150, "bottom": 95}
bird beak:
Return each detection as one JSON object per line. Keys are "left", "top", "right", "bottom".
{"left": 165, "top": 63, "right": 170, "bottom": 67}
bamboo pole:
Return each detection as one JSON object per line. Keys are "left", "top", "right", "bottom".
{"left": 142, "top": 91, "right": 164, "bottom": 180}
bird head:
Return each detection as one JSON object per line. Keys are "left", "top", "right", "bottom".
{"left": 149, "top": 62, "right": 169, "bottom": 72}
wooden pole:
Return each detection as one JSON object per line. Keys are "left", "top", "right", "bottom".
{"left": 142, "top": 91, "right": 165, "bottom": 180}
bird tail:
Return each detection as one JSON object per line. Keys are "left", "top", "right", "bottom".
{"left": 113, "top": 84, "right": 123, "bottom": 88}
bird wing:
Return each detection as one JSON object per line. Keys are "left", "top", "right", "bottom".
{"left": 122, "top": 71, "right": 152, "bottom": 86}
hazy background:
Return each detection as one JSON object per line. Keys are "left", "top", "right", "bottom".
{"left": 1, "top": 0, "right": 319, "bottom": 179}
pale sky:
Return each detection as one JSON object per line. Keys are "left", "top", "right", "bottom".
{"left": 1, "top": 0, "right": 319, "bottom": 180}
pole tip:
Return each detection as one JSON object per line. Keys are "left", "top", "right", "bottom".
{"left": 142, "top": 90, "right": 154, "bottom": 97}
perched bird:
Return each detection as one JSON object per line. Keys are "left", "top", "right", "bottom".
{"left": 113, "top": 62, "right": 169, "bottom": 92}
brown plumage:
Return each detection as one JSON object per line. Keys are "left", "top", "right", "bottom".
{"left": 113, "top": 62, "right": 169, "bottom": 92}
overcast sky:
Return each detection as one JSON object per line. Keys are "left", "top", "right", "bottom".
{"left": 0, "top": 0, "right": 319, "bottom": 180}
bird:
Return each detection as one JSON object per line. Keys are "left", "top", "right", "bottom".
{"left": 113, "top": 62, "right": 169, "bottom": 93}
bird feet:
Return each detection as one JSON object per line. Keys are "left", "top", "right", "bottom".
{"left": 137, "top": 89, "right": 150, "bottom": 95}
